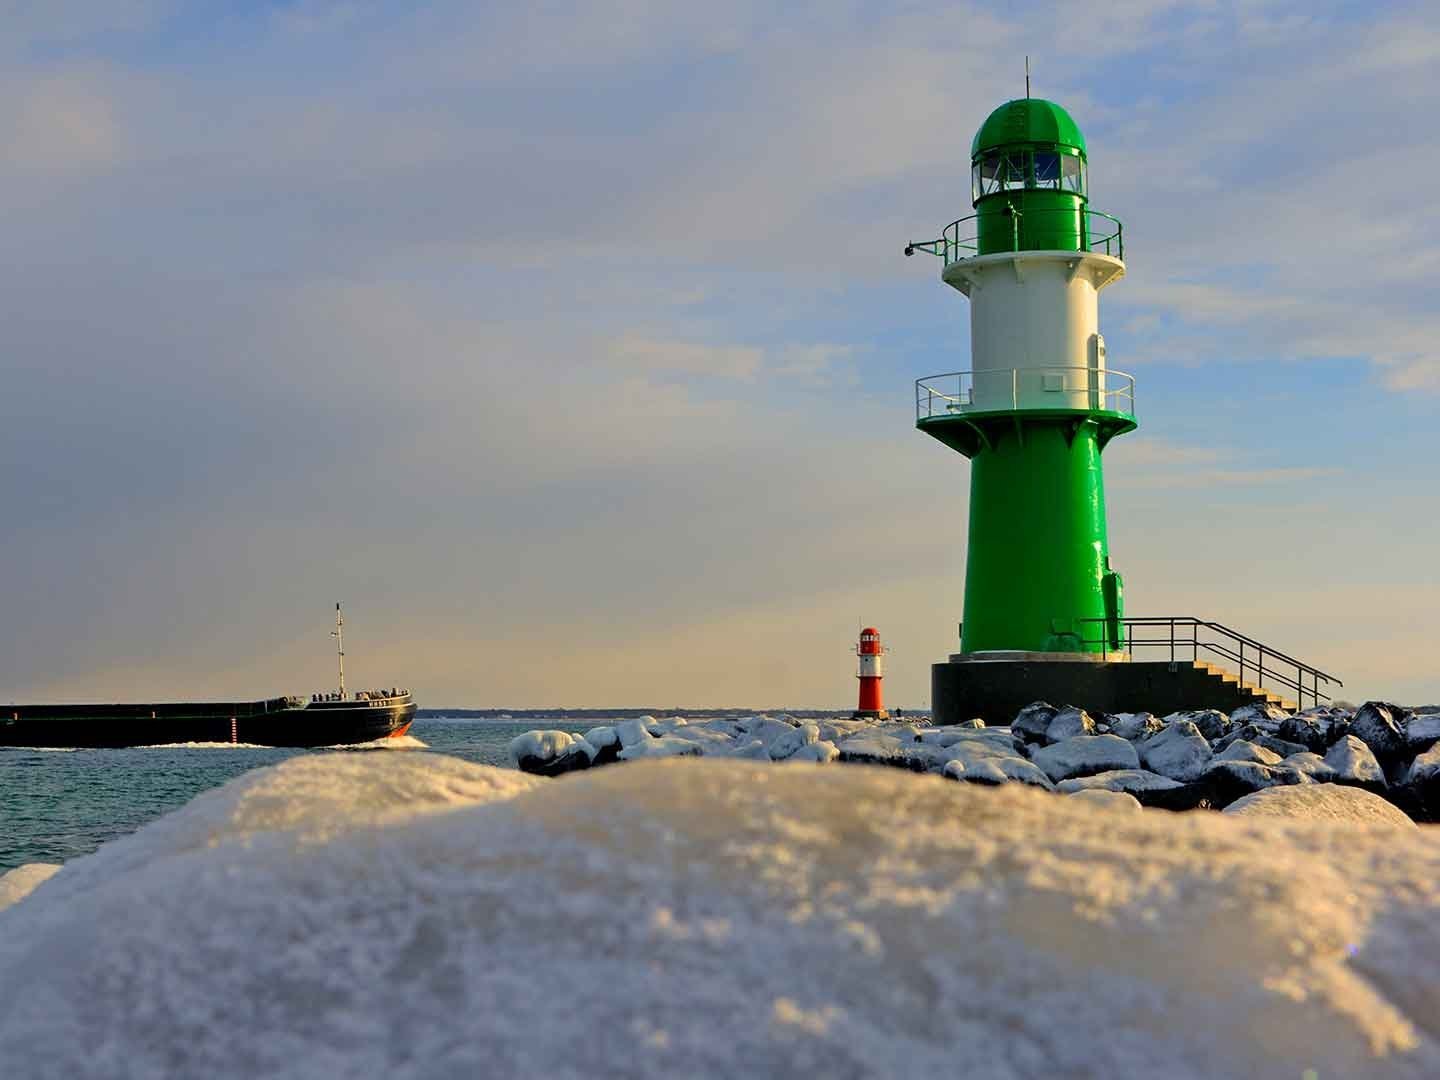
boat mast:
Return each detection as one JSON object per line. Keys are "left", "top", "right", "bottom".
{"left": 332, "top": 602, "right": 347, "bottom": 699}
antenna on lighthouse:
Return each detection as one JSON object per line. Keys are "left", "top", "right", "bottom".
{"left": 1025, "top": 55, "right": 1031, "bottom": 98}
{"left": 332, "top": 603, "right": 346, "bottom": 699}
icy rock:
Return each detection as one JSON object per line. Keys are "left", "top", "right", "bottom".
{"left": 1224, "top": 784, "right": 1416, "bottom": 826}
{"left": 1228, "top": 701, "right": 1290, "bottom": 731}
{"left": 1404, "top": 712, "right": 1440, "bottom": 754}
{"left": 615, "top": 718, "right": 655, "bottom": 748}
{"left": 730, "top": 738, "right": 772, "bottom": 760}
{"left": 1324, "top": 735, "right": 1388, "bottom": 791}
{"left": 1044, "top": 707, "right": 1097, "bottom": 744}
{"left": 0, "top": 864, "right": 61, "bottom": 913}
{"left": 768, "top": 723, "right": 820, "bottom": 761}
{"left": 1276, "top": 714, "right": 1333, "bottom": 753}
{"left": 510, "top": 731, "right": 595, "bottom": 776}
{"left": 787, "top": 740, "right": 839, "bottom": 764}
{"left": 1215, "top": 740, "right": 1283, "bottom": 767}
{"left": 584, "top": 725, "right": 618, "bottom": 749}
{"left": 1055, "top": 770, "right": 1182, "bottom": 795}
{"left": 1066, "top": 789, "right": 1143, "bottom": 813}
{"left": 1011, "top": 701, "right": 1058, "bottom": 744}
{"left": 939, "top": 741, "right": 1054, "bottom": 789}
{"left": 1405, "top": 742, "right": 1440, "bottom": 787}
{"left": 1165, "top": 709, "right": 1229, "bottom": 743}
{"left": 1203, "top": 761, "right": 1291, "bottom": 807}
{"left": 1106, "top": 712, "right": 1164, "bottom": 742}
{"left": 836, "top": 734, "right": 916, "bottom": 769}
{"left": 1139, "top": 721, "right": 1213, "bottom": 783}
{"left": 617, "top": 736, "right": 704, "bottom": 761}
{"left": 14, "top": 756, "right": 1440, "bottom": 1077}
{"left": 1349, "top": 702, "right": 1410, "bottom": 764}
{"left": 1283, "top": 752, "right": 1338, "bottom": 784}
{"left": 956, "top": 717, "right": 986, "bottom": 729}
{"left": 1031, "top": 734, "right": 1139, "bottom": 783}
{"left": 1253, "top": 733, "right": 1310, "bottom": 760}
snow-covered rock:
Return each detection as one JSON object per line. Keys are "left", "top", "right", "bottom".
{"left": 1055, "top": 769, "right": 1181, "bottom": 794}
{"left": 615, "top": 717, "right": 656, "bottom": 748}
{"left": 1106, "top": 712, "right": 1163, "bottom": 742}
{"left": 1348, "top": 701, "right": 1410, "bottom": 764}
{"left": 1215, "top": 740, "right": 1283, "bottom": 767}
{"left": 940, "top": 741, "right": 1054, "bottom": 789}
{"left": 1165, "top": 708, "right": 1229, "bottom": 743}
{"left": 1044, "top": 707, "right": 1096, "bottom": 744}
{"left": 1404, "top": 712, "right": 1440, "bottom": 754}
{"left": 617, "top": 735, "right": 705, "bottom": 761}
{"left": 7, "top": 756, "right": 1440, "bottom": 1078}
{"left": 0, "top": 864, "right": 61, "bottom": 913}
{"left": 768, "top": 722, "right": 821, "bottom": 761}
{"left": 1030, "top": 734, "right": 1139, "bottom": 783}
{"left": 1065, "top": 789, "right": 1142, "bottom": 813}
{"left": 1202, "top": 760, "right": 1292, "bottom": 805}
{"left": 508, "top": 730, "right": 595, "bottom": 776}
{"left": 786, "top": 740, "right": 839, "bottom": 765}
{"left": 1224, "top": 784, "right": 1416, "bottom": 826}
{"left": 1139, "top": 720, "right": 1213, "bottom": 782}
{"left": 1405, "top": 742, "right": 1440, "bottom": 787}
{"left": 1011, "top": 701, "right": 1057, "bottom": 744}
{"left": 1228, "top": 701, "right": 1290, "bottom": 730}
{"left": 1277, "top": 713, "right": 1339, "bottom": 753}
{"left": 1282, "top": 752, "right": 1338, "bottom": 784}
{"left": 1324, "top": 735, "right": 1388, "bottom": 791}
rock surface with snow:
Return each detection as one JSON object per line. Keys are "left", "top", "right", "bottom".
{"left": 1224, "top": 784, "right": 1417, "bottom": 826}
{"left": 3, "top": 753, "right": 1440, "bottom": 1078}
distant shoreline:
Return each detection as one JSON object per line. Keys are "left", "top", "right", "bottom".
{"left": 418, "top": 708, "right": 924, "bottom": 721}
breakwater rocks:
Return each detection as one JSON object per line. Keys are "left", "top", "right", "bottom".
{"left": 511, "top": 700, "right": 1440, "bottom": 820}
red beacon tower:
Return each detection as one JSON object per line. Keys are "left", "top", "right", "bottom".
{"left": 854, "top": 627, "right": 889, "bottom": 720}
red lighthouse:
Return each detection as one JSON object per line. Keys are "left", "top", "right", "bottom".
{"left": 854, "top": 627, "right": 888, "bottom": 719}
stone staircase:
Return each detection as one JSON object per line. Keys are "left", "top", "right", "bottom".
{"left": 1191, "top": 660, "right": 1296, "bottom": 712}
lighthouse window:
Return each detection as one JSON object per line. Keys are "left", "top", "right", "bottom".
{"left": 1062, "top": 154, "right": 1086, "bottom": 194}
{"left": 976, "top": 155, "right": 1005, "bottom": 197}
{"left": 1033, "top": 152, "right": 1060, "bottom": 188}
{"left": 1000, "top": 153, "right": 1027, "bottom": 191}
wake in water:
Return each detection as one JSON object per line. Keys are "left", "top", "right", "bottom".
{"left": 321, "top": 734, "right": 429, "bottom": 751}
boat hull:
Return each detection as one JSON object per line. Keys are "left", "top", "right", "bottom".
{"left": 0, "top": 696, "right": 417, "bottom": 749}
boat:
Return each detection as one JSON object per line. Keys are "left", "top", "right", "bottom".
{"left": 0, "top": 604, "right": 417, "bottom": 749}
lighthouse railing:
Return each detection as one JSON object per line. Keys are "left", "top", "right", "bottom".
{"left": 1078, "top": 616, "right": 1343, "bottom": 710}
{"left": 904, "top": 208, "right": 1124, "bottom": 264}
{"left": 916, "top": 368, "right": 1135, "bottom": 421}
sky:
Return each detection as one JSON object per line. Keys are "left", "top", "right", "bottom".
{"left": 1, "top": 0, "right": 1437, "bottom": 709}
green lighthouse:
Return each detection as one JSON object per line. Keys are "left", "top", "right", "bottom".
{"left": 906, "top": 97, "right": 1133, "bottom": 659}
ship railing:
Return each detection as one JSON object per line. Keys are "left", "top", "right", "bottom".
{"left": 916, "top": 367, "right": 1135, "bottom": 421}
{"left": 905, "top": 207, "right": 1124, "bottom": 264}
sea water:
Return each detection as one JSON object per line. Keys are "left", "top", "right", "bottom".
{"left": 0, "top": 717, "right": 592, "bottom": 872}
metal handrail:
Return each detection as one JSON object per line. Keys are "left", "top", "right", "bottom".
{"left": 905, "top": 207, "right": 1124, "bottom": 264}
{"left": 916, "top": 367, "right": 1136, "bottom": 421}
{"left": 1077, "top": 616, "right": 1342, "bottom": 710}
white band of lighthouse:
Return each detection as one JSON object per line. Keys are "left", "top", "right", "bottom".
{"left": 859, "top": 654, "right": 882, "bottom": 678}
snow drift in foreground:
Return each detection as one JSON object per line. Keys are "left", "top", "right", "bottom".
{"left": 2, "top": 754, "right": 1439, "bottom": 1079}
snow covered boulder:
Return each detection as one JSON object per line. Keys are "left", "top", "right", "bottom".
{"left": 14, "top": 756, "right": 1440, "bottom": 1076}
{"left": 1164, "top": 709, "right": 1229, "bottom": 743}
{"left": 767, "top": 722, "right": 821, "bottom": 761}
{"left": 1348, "top": 701, "right": 1410, "bottom": 765}
{"left": 1228, "top": 701, "right": 1290, "bottom": 731}
{"left": 836, "top": 734, "right": 923, "bottom": 771}
{"left": 0, "top": 864, "right": 61, "bottom": 913}
{"left": 1139, "top": 720, "right": 1213, "bottom": 783}
{"left": 1055, "top": 770, "right": 1181, "bottom": 796}
{"left": 1404, "top": 712, "right": 1440, "bottom": 755}
{"left": 1031, "top": 734, "right": 1139, "bottom": 783}
{"left": 1202, "top": 760, "right": 1302, "bottom": 808}
{"left": 1044, "top": 707, "right": 1097, "bottom": 744}
{"left": 617, "top": 736, "right": 705, "bottom": 761}
{"left": 1106, "top": 712, "right": 1164, "bottom": 742}
{"left": 582, "top": 726, "right": 622, "bottom": 766}
{"left": 1224, "top": 784, "right": 1416, "bottom": 826}
{"left": 786, "top": 740, "right": 839, "bottom": 765}
{"left": 939, "top": 739, "right": 1054, "bottom": 789}
{"left": 1011, "top": 702, "right": 1058, "bottom": 744}
{"left": 510, "top": 730, "right": 596, "bottom": 777}
{"left": 1282, "top": 752, "right": 1338, "bottom": 784}
{"left": 1277, "top": 713, "right": 1336, "bottom": 754}
{"left": 1215, "top": 740, "right": 1283, "bottom": 767}
{"left": 1065, "top": 789, "right": 1142, "bottom": 813}
{"left": 1324, "top": 735, "right": 1388, "bottom": 793}
{"left": 1406, "top": 742, "right": 1440, "bottom": 787}
{"left": 615, "top": 717, "right": 656, "bottom": 749}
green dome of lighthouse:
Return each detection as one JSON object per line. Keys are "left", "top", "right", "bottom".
{"left": 971, "top": 98, "right": 1086, "bottom": 160}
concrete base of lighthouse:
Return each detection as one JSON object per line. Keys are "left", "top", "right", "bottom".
{"left": 931, "top": 654, "right": 1287, "bottom": 726}
{"left": 852, "top": 709, "right": 890, "bottom": 720}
